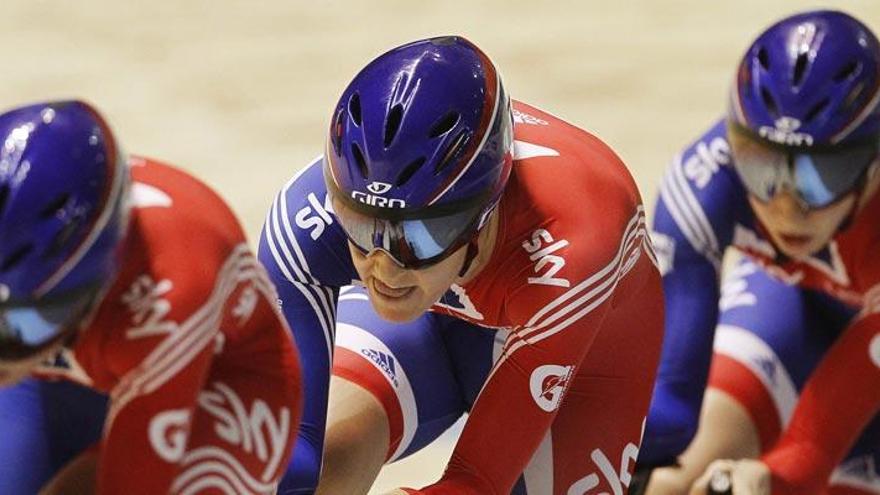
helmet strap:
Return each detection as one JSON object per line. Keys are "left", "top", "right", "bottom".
{"left": 835, "top": 161, "right": 878, "bottom": 233}
{"left": 458, "top": 238, "right": 480, "bottom": 278}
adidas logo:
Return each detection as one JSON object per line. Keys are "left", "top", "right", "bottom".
{"left": 513, "top": 109, "right": 549, "bottom": 126}
{"left": 362, "top": 348, "right": 399, "bottom": 387}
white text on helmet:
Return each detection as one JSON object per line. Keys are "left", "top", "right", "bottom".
{"left": 758, "top": 117, "right": 815, "bottom": 146}
{"left": 351, "top": 191, "right": 406, "bottom": 208}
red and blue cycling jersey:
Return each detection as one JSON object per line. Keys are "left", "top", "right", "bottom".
{"left": 260, "top": 101, "right": 664, "bottom": 494}
{"left": 32, "top": 157, "right": 301, "bottom": 494}
{"left": 646, "top": 117, "right": 880, "bottom": 493}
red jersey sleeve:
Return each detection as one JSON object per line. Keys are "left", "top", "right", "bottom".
{"left": 96, "top": 217, "right": 240, "bottom": 494}
{"left": 406, "top": 103, "right": 663, "bottom": 494}
{"left": 762, "top": 308, "right": 880, "bottom": 494}
{"left": 423, "top": 200, "right": 657, "bottom": 493}
{"left": 76, "top": 160, "right": 300, "bottom": 494}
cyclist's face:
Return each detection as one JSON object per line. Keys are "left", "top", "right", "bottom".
{"left": 749, "top": 160, "right": 880, "bottom": 259}
{"left": 349, "top": 241, "right": 469, "bottom": 323}
{"left": 749, "top": 191, "right": 855, "bottom": 258}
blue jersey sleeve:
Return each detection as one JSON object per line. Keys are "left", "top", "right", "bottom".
{"left": 257, "top": 157, "right": 357, "bottom": 493}
{"left": 640, "top": 118, "right": 747, "bottom": 465}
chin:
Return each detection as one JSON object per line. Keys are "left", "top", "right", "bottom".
{"left": 0, "top": 369, "right": 28, "bottom": 387}
{"left": 367, "top": 293, "right": 427, "bottom": 323}
{"left": 773, "top": 236, "right": 829, "bottom": 259}
{"left": 372, "top": 304, "right": 424, "bottom": 323}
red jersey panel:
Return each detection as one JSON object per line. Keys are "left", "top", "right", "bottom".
{"left": 739, "top": 189, "right": 880, "bottom": 309}
{"left": 42, "top": 157, "right": 301, "bottom": 495}
{"left": 735, "top": 188, "right": 880, "bottom": 493}
{"left": 412, "top": 102, "right": 664, "bottom": 494}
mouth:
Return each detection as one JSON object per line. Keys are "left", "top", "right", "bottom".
{"left": 371, "top": 278, "right": 415, "bottom": 300}
{"left": 777, "top": 232, "right": 813, "bottom": 250}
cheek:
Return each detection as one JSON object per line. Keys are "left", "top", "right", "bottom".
{"left": 348, "top": 245, "right": 370, "bottom": 274}
{"left": 808, "top": 205, "right": 852, "bottom": 233}
{"left": 748, "top": 198, "right": 778, "bottom": 224}
{"left": 417, "top": 254, "right": 464, "bottom": 292}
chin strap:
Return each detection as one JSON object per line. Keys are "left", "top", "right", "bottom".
{"left": 458, "top": 238, "right": 480, "bottom": 278}
{"left": 457, "top": 202, "right": 500, "bottom": 278}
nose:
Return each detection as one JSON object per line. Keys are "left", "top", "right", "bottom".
{"left": 368, "top": 251, "right": 408, "bottom": 281}
{"left": 767, "top": 189, "right": 808, "bottom": 219}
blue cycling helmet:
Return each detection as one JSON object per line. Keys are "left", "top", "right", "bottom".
{"left": 731, "top": 10, "right": 880, "bottom": 144}
{"left": 0, "top": 100, "right": 129, "bottom": 361}
{"left": 325, "top": 36, "right": 514, "bottom": 268}
{"left": 728, "top": 10, "right": 880, "bottom": 208}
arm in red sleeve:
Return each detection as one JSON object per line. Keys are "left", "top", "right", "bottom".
{"left": 420, "top": 207, "right": 657, "bottom": 494}
{"left": 761, "top": 313, "right": 880, "bottom": 494}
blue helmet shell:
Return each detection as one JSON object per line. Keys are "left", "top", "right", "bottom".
{"left": 0, "top": 100, "right": 129, "bottom": 301}
{"left": 730, "top": 10, "right": 880, "bottom": 146}
{"left": 325, "top": 36, "right": 514, "bottom": 215}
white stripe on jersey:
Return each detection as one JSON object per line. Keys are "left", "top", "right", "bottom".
{"left": 108, "top": 245, "right": 277, "bottom": 428}
{"left": 261, "top": 161, "right": 336, "bottom": 361}
{"left": 513, "top": 140, "right": 560, "bottom": 160}
{"left": 176, "top": 476, "right": 246, "bottom": 495}
{"left": 492, "top": 207, "right": 651, "bottom": 373}
{"left": 272, "top": 187, "right": 337, "bottom": 325}
{"left": 523, "top": 430, "right": 555, "bottom": 493}
{"left": 670, "top": 154, "right": 720, "bottom": 254}
{"left": 277, "top": 177, "right": 337, "bottom": 327}
{"left": 659, "top": 154, "right": 722, "bottom": 270}
{"left": 522, "top": 207, "right": 646, "bottom": 336}
{"left": 641, "top": 232, "right": 660, "bottom": 271}
{"left": 829, "top": 455, "right": 880, "bottom": 493}
{"left": 173, "top": 446, "right": 277, "bottom": 494}
{"left": 713, "top": 324, "right": 798, "bottom": 427}
{"left": 338, "top": 289, "right": 369, "bottom": 302}
{"left": 263, "top": 208, "right": 334, "bottom": 363}
{"left": 335, "top": 322, "right": 419, "bottom": 463}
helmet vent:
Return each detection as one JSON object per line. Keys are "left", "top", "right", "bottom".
{"left": 0, "top": 244, "right": 31, "bottom": 273}
{"left": 350, "top": 143, "right": 368, "bottom": 179}
{"left": 348, "top": 93, "right": 362, "bottom": 126}
{"left": 429, "top": 111, "right": 461, "bottom": 138}
{"left": 833, "top": 61, "right": 862, "bottom": 83}
{"left": 843, "top": 81, "right": 866, "bottom": 112}
{"left": 434, "top": 130, "right": 470, "bottom": 175}
{"left": 804, "top": 98, "right": 830, "bottom": 123}
{"left": 0, "top": 185, "right": 8, "bottom": 218}
{"left": 384, "top": 104, "right": 403, "bottom": 148}
{"left": 792, "top": 53, "right": 809, "bottom": 87}
{"left": 396, "top": 157, "right": 425, "bottom": 186}
{"left": 45, "top": 220, "right": 80, "bottom": 259}
{"left": 757, "top": 47, "right": 770, "bottom": 70}
{"left": 39, "top": 193, "right": 70, "bottom": 219}
{"left": 760, "top": 87, "right": 780, "bottom": 118}
{"left": 332, "top": 108, "right": 345, "bottom": 154}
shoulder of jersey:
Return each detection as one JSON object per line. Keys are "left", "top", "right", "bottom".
{"left": 667, "top": 117, "right": 739, "bottom": 193}
{"left": 262, "top": 155, "right": 356, "bottom": 287}
{"left": 510, "top": 101, "right": 640, "bottom": 215}
{"left": 490, "top": 103, "right": 648, "bottom": 297}
{"left": 101, "top": 157, "right": 253, "bottom": 344}
{"left": 124, "top": 158, "right": 247, "bottom": 292}
{"left": 129, "top": 155, "right": 244, "bottom": 232}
